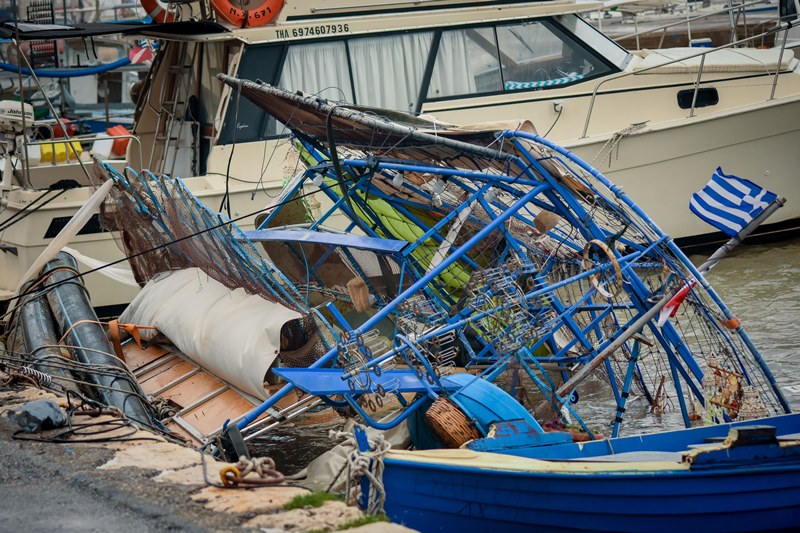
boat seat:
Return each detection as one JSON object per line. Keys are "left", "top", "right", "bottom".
{"left": 567, "top": 451, "right": 684, "bottom": 462}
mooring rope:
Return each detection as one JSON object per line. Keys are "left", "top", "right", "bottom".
{"left": 329, "top": 426, "right": 391, "bottom": 515}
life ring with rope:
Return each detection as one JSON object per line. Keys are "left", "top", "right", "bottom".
{"left": 210, "top": 0, "right": 284, "bottom": 28}
{"left": 140, "top": 0, "right": 176, "bottom": 23}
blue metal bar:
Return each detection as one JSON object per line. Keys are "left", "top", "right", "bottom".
{"left": 612, "top": 340, "right": 642, "bottom": 438}
{"left": 395, "top": 334, "right": 444, "bottom": 395}
{"left": 402, "top": 184, "right": 489, "bottom": 258}
{"left": 389, "top": 201, "right": 480, "bottom": 271}
{"left": 341, "top": 159, "right": 543, "bottom": 188}
{"left": 344, "top": 393, "right": 429, "bottom": 430}
{"left": 244, "top": 229, "right": 407, "bottom": 254}
{"left": 256, "top": 173, "right": 309, "bottom": 230}
{"left": 516, "top": 353, "right": 592, "bottom": 437}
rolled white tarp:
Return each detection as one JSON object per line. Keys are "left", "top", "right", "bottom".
{"left": 119, "top": 267, "right": 301, "bottom": 400}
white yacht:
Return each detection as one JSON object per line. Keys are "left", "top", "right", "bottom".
{"left": 1, "top": 0, "right": 798, "bottom": 314}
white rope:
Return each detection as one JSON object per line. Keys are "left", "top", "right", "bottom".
{"left": 589, "top": 121, "right": 649, "bottom": 170}
{"left": 329, "top": 426, "right": 391, "bottom": 515}
{"left": 235, "top": 455, "right": 276, "bottom": 478}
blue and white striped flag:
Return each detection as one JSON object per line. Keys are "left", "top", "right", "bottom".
{"left": 689, "top": 167, "right": 778, "bottom": 237}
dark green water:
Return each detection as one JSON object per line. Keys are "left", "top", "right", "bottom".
{"left": 691, "top": 237, "right": 800, "bottom": 411}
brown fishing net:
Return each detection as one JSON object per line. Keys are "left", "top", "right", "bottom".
{"left": 91, "top": 159, "right": 332, "bottom": 365}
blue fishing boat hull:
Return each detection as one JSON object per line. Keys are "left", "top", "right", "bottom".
{"left": 383, "top": 415, "right": 800, "bottom": 532}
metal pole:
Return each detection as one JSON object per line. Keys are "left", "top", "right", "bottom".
{"left": 770, "top": 23, "right": 790, "bottom": 101}
{"left": 547, "top": 287, "right": 676, "bottom": 402}
{"left": 689, "top": 54, "right": 706, "bottom": 118}
{"left": 12, "top": 38, "right": 92, "bottom": 182}
{"left": 697, "top": 197, "right": 786, "bottom": 274}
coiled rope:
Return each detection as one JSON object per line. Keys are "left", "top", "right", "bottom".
{"left": 219, "top": 455, "right": 285, "bottom": 487}
{"left": 329, "top": 426, "right": 390, "bottom": 515}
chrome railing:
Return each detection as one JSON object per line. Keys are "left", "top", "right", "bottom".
{"left": 24, "top": 130, "right": 142, "bottom": 169}
{"left": 610, "top": 0, "right": 778, "bottom": 50}
{"left": 581, "top": 22, "right": 793, "bottom": 138}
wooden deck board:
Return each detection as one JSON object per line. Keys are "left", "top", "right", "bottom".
{"left": 160, "top": 371, "right": 226, "bottom": 409}
{"left": 138, "top": 359, "right": 197, "bottom": 394}
{"left": 124, "top": 343, "right": 171, "bottom": 372}
{"left": 181, "top": 390, "right": 257, "bottom": 436}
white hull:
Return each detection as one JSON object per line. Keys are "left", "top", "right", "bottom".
{"left": 0, "top": 175, "right": 266, "bottom": 311}
{"left": 568, "top": 98, "right": 800, "bottom": 240}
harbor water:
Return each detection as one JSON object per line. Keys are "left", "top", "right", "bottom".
{"left": 693, "top": 236, "right": 800, "bottom": 411}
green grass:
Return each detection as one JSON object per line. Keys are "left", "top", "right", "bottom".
{"left": 303, "top": 513, "right": 389, "bottom": 533}
{"left": 338, "top": 514, "right": 390, "bottom": 530}
{"left": 283, "top": 491, "right": 344, "bottom": 511}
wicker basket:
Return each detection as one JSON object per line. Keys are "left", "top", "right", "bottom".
{"left": 424, "top": 397, "right": 481, "bottom": 448}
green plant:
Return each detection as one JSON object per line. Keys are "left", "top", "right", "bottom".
{"left": 338, "top": 514, "right": 390, "bottom": 530}
{"left": 283, "top": 491, "right": 343, "bottom": 510}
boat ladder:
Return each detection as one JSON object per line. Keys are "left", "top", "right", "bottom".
{"left": 150, "top": 41, "right": 198, "bottom": 176}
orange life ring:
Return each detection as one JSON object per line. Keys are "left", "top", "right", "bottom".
{"left": 211, "top": 0, "right": 284, "bottom": 28}
{"left": 140, "top": 0, "right": 176, "bottom": 23}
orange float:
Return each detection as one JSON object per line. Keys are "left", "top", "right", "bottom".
{"left": 210, "top": 0, "right": 284, "bottom": 28}
{"left": 140, "top": 0, "right": 176, "bottom": 23}
{"left": 107, "top": 125, "right": 131, "bottom": 157}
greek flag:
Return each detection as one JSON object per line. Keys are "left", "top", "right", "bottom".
{"left": 689, "top": 167, "right": 778, "bottom": 237}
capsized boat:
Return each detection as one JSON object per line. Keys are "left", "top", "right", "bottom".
{"left": 206, "top": 77, "right": 789, "bottom": 432}
{"left": 206, "top": 79, "right": 799, "bottom": 531}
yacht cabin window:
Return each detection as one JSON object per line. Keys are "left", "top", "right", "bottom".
{"left": 280, "top": 41, "right": 354, "bottom": 102}
{"left": 428, "top": 19, "right": 614, "bottom": 99}
{"left": 348, "top": 32, "right": 434, "bottom": 111}
{"left": 218, "top": 15, "right": 625, "bottom": 144}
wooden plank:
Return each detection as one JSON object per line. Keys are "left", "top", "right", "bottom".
{"left": 181, "top": 389, "right": 257, "bottom": 436}
{"left": 160, "top": 371, "right": 226, "bottom": 409}
{"left": 138, "top": 359, "right": 196, "bottom": 394}
{"left": 124, "top": 342, "right": 171, "bottom": 372}
{"left": 165, "top": 421, "right": 200, "bottom": 446}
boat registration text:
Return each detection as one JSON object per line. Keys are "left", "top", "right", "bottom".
{"left": 276, "top": 24, "right": 351, "bottom": 40}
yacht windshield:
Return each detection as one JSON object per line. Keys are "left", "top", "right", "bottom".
{"left": 428, "top": 18, "right": 616, "bottom": 99}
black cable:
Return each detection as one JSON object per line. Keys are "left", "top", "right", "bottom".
{"left": 220, "top": 85, "right": 242, "bottom": 217}
{"left": 0, "top": 188, "right": 61, "bottom": 233}
{"left": 543, "top": 105, "right": 563, "bottom": 139}
{"left": 12, "top": 416, "right": 162, "bottom": 444}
